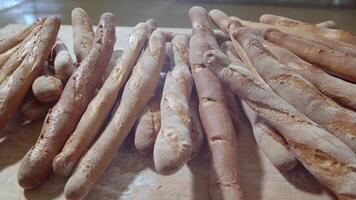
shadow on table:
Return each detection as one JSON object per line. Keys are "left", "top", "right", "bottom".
{"left": 0, "top": 117, "right": 42, "bottom": 172}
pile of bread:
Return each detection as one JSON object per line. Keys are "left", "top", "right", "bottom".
{"left": 0, "top": 5, "right": 355, "bottom": 200}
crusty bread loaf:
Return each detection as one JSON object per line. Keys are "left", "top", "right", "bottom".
{"left": 233, "top": 28, "right": 356, "bottom": 152}
{"left": 189, "top": 6, "right": 243, "bottom": 200}
{"left": 204, "top": 49, "right": 356, "bottom": 199}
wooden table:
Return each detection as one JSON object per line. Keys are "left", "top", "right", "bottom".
{"left": 0, "top": 24, "right": 336, "bottom": 200}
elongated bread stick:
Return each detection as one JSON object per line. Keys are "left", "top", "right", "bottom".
{"left": 189, "top": 6, "right": 243, "bottom": 200}
{"left": 260, "top": 14, "right": 356, "bottom": 45}
{"left": 17, "top": 13, "right": 115, "bottom": 189}
{"left": 262, "top": 40, "right": 356, "bottom": 111}
{"left": 64, "top": 30, "right": 166, "bottom": 200}
{"left": 0, "top": 16, "right": 60, "bottom": 133}
{"left": 0, "top": 25, "right": 43, "bottom": 84}
{"left": 234, "top": 28, "right": 356, "bottom": 152}
{"left": 204, "top": 50, "right": 356, "bottom": 199}
{"left": 262, "top": 28, "right": 356, "bottom": 83}
{"left": 154, "top": 35, "right": 194, "bottom": 174}
{"left": 53, "top": 21, "right": 153, "bottom": 177}
{"left": 209, "top": 9, "right": 356, "bottom": 57}
{"left": 0, "top": 18, "right": 45, "bottom": 54}
{"left": 72, "top": 8, "right": 95, "bottom": 63}
{"left": 221, "top": 41, "right": 298, "bottom": 170}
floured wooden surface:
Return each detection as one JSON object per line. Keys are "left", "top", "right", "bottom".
{"left": 0, "top": 25, "right": 336, "bottom": 200}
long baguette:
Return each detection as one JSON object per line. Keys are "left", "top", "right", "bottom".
{"left": 153, "top": 35, "right": 194, "bottom": 174}
{"left": 64, "top": 30, "right": 166, "bottom": 200}
{"left": 221, "top": 41, "right": 298, "bottom": 170}
{"left": 262, "top": 40, "right": 356, "bottom": 111}
{"left": 17, "top": 13, "right": 115, "bottom": 189}
{"left": 260, "top": 14, "right": 356, "bottom": 45}
{"left": 234, "top": 28, "right": 356, "bottom": 152}
{"left": 204, "top": 50, "right": 356, "bottom": 199}
{"left": 0, "top": 18, "right": 45, "bottom": 54}
{"left": 0, "top": 16, "right": 60, "bottom": 133}
{"left": 261, "top": 28, "right": 356, "bottom": 82}
{"left": 189, "top": 6, "right": 243, "bottom": 200}
{"left": 72, "top": 8, "right": 95, "bottom": 63}
{"left": 53, "top": 21, "right": 153, "bottom": 177}
{"left": 0, "top": 25, "right": 43, "bottom": 84}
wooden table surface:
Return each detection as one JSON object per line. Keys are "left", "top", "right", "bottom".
{"left": 0, "top": 24, "right": 336, "bottom": 200}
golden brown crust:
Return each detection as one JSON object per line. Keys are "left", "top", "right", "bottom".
{"left": 189, "top": 6, "right": 243, "bottom": 200}
{"left": 17, "top": 13, "right": 115, "bottom": 189}
{"left": 64, "top": 30, "right": 166, "bottom": 200}
{"left": 0, "top": 16, "right": 60, "bottom": 134}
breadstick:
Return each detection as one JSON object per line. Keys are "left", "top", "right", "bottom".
{"left": 189, "top": 6, "right": 243, "bottom": 200}
{"left": 204, "top": 50, "right": 356, "bottom": 199}
{"left": 134, "top": 43, "right": 170, "bottom": 156}
{"left": 134, "top": 83, "right": 163, "bottom": 155}
{"left": 0, "top": 43, "right": 20, "bottom": 67}
{"left": 260, "top": 14, "right": 356, "bottom": 45}
{"left": 261, "top": 28, "right": 356, "bottom": 82}
{"left": 0, "top": 18, "right": 45, "bottom": 54}
{"left": 213, "top": 11, "right": 356, "bottom": 57}
{"left": 64, "top": 30, "right": 165, "bottom": 200}
{"left": 0, "top": 25, "right": 43, "bottom": 84}
{"left": 53, "top": 21, "right": 153, "bottom": 177}
{"left": 221, "top": 40, "right": 298, "bottom": 171}
{"left": 262, "top": 40, "right": 356, "bottom": 111}
{"left": 153, "top": 35, "right": 193, "bottom": 174}
{"left": 242, "top": 101, "right": 298, "bottom": 170}
{"left": 0, "top": 16, "right": 60, "bottom": 133}
{"left": 235, "top": 28, "right": 356, "bottom": 152}
{"left": 316, "top": 20, "right": 338, "bottom": 29}
{"left": 72, "top": 7, "right": 95, "bottom": 63}
{"left": 52, "top": 38, "right": 75, "bottom": 82}
{"left": 17, "top": 13, "right": 115, "bottom": 189}
{"left": 32, "top": 75, "right": 63, "bottom": 102}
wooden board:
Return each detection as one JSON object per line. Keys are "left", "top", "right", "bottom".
{"left": 0, "top": 25, "right": 336, "bottom": 200}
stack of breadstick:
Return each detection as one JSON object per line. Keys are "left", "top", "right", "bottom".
{"left": 208, "top": 9, "right": 356, "bottom": 199}
{"left": 0, "top": 5, "right": 355, "bottom": 200}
